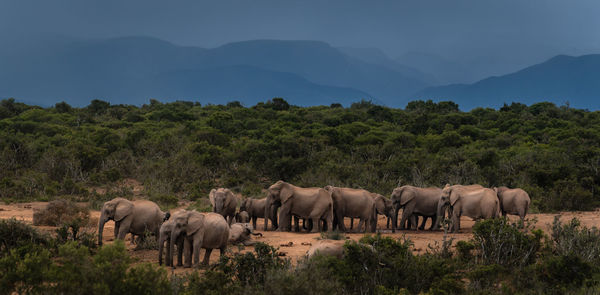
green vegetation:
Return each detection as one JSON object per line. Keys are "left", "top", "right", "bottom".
{"left": 1, "top": 98, "right": 600, "bottom": 212}
{"left": 4, "top": 217, "right": 600, "bottom": 294}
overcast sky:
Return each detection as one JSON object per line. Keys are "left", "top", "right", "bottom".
{"left": 1, "top": 0, "right": 599, "bottom": 64}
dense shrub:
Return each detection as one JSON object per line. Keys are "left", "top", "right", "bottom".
{"left": 0, "top": 218, "right": 49, "bottom": 257}
{"left": 471, "top": 218, "right": 543, "bottom": 267}
{"left": 33, "top": 198, "right": 90, "bottom": 226}
{"left": 550, "top": 216, "right": 600, "bottom": 264}
{"left": 2, "top": 99, "right": 599, "bottom": 213}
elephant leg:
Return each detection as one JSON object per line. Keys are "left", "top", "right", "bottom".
{"left": 252, "top": 217, "right": 257, "bottom": 230}
{"left": 113, "top": 221, "right": 120, "bottom": 241}
{"left": 192, "top": 240, "right": 202, "bottom": 267}
{"left": 177, "top": 237, "right": 185, "bottom": 267}
{"left": 400, "top": 209, "right": 411, "bottom": 230}
{"left": 313, "top": 217, "right": 321, "bottom": 233}
{"left": 306, "top": 219, "right": 314, "bottom": 232}
{"left": 419, "top": 216, "right": 427, "bottom": 230}
{"left": 386, "top": 217, "right": 390, "bottom": 229}
{"left": 293, "top": 216, "right": 300, "bottom": 232}
{"left": 410, "top": 215, "right": 418, "bottom": 230}
{"left": 356, "top": 218, "right": 365, "bottom": 233}
{"left": 451, "top": 213, "right": 460, "bottom": 233}
{"left": 429, "top": 216, "right": 437, "bottom": 230}
{"left": 202, "top": 248, "right": 213, "bottom": 266}
{"left": 219, "top": 246, "right": 227, "bottom": 258}
{"left": 184, "top": 237, "right": 193, "bottom": 268}
{"left": 117, "top": 219, "right": 132, "bottom": 240}
{"left": 350, "top": 218, "right": 354, "bottom": 230}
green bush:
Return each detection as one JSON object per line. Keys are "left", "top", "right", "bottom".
{"left": 0, "top": 218, "right": 49, "bottom": 257}
{"left": 471, "top": 218, "right": 542, "bottom": 267}
{"left": 550, "top": 216, "right": 600, "bottom": 264}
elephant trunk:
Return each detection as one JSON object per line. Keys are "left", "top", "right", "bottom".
{"left": 264, "top": 195, "right": 271, "bottom": 231}
{"left": 392, "top": 204, "right": 400, "bottom": 233}
{"left": 98, "top": 211, "right": 107, "bottom": 246}
{"left": 169, "top": 229, "right": 179, "bottom": 268}
{"left": 435, "top": 201, "right": 445, "bottom": 230}
{"left": 158, "top": 234, "right": 165, "bottom": 266}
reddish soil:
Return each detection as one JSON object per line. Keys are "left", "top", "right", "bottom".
{"left": 2, "top": 201, "right": 600, "bottom": 274}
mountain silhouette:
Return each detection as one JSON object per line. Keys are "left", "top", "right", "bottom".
{"left": 413, "top": 54, "right": 600, "bottom": 110}
{"left": 0, "top": 36, "right": 430, "bottom": 107}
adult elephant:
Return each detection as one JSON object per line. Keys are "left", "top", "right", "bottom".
{"left": 494, "top": 186, "right": 530, "bottom": 222}
{"left": 324, "top": 186, "right": 376, "bottom": 233}
{"left": 98, "top": 198, "right": 169, "bottom": 246}
{"left": 266, "top": 181, "right": 333, "bottom": 232}
{"left": 437, "top": 185, "right": 499, "bottom": 233}
{"left": 170, "top": 211, "right": 229, "bottom": 267}
{"left": 209, "top": 188, "right": 238, "bottom": 225}
{"left": 391, "top": 186, "right": 442, "bottom": 233}
{"left": 158, "top": 210, "right": 187, "bottom": 266}
{"left": 240, "top": 198, "right": 268, "bottom": 230}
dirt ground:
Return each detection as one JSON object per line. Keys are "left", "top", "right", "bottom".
{"left": 2, "top": 202, "right": 600, "bottom": 274}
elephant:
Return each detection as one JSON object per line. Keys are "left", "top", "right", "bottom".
{"left": 266, "top": 180, "right": 333, "bottom": 232}
{"left": 158, "top": 210, "right": 188, "bottom": 266}
{"left": 437, "top": 184, "right": 500, "bottom": 233}
{"left": 170, "top": 211, "right": 229, "bottom": 267}
{"left": 372, "top": 193, "right": 394, "bottom": 229}
{"left": 324, "top": 186, "right": 377, "bottom": 233}
{"left": 391, "top": 185, "right": 442, "bottom": 233}
{"left": 98, "top": 198, "right": 169, "bottom": 246}
{"left": 494, "top": 186, "right": 530, "bottom": 222}
{"left": 235, "top": 211, "right": 250, "bottom": 223}
{"left": 209, "top": 188, "right": 238, "bottom": 225}
{"left": 240, "top": 198, "right": 268, "bottom": 230}
{"left": 306, "top": 240, "right": 346, "bottom": 259}
{"left": 228, "top": 223, "right": 263, "bottom": 246}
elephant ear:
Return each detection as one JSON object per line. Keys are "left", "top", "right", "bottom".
{"left": 374, "top": 196, "right": 386, "bottom": 214}
{"left": 186, "top": 213, "right": 205, "bottom": 235}
{"left": 449, "top": 188, "right": 460, "bottom": 206}
{"left": 279, "top": 183, "right": 294, "bottom": 204}
{"left": 209, "top": 189, "right": 217, "bottom": 208}
{"left": 225, "top": 189, "right": 238, "bottom": 207}
{"left": 114, "top": 200, "right": 134, "bottom": 222}
{"left": 399, "top": 188, "right": 414, "bottom": 206}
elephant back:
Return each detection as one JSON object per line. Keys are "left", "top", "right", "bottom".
{"left": 202, "top": 213, "right": 230, "bottom": 249}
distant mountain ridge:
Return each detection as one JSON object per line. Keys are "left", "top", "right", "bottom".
{"left": 413, "top": 54, "right": 600, "bottom": 110}
{"left": 0, "top": 36, "right": 429, "bottom": 107}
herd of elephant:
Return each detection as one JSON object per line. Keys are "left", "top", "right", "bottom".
{"left": 96, "top": 181, "right": 530, "bottom": 267}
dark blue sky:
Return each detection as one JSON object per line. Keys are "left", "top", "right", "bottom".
{"left": 1, "top": 0, "right": 599, "bottom": 73}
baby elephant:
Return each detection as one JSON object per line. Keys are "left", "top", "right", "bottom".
{"left": 235, "top": 211, "right": 250, "bottom": 223}
{"left": 306, "top": 240, "right": 346, "bottom": 259}
{"left": 229, "top": 223, "right": 262, "bottom": 246}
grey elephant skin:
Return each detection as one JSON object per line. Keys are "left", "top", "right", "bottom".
{"left": 391, "top": 185, "right": 442, "bottom": 233}
{"left": 324, "top": 186, "right": 377, "bottom": 233}
{"left": 266, "top": 180, "right": 333, "bottom": 232}
{"left": 372, "top": 193, "right": 394, "bottom": 229}
{"left": 495, "top": 186, "right": 530, "bottom": 222}
{"left": 158, "top": 210, "right": 188, "bottom": 266}
{"left": 210, "top": 188, "right": 238, "bottom": 225}
{"left": 306, "top": 240, "right": 346, "bottom": 259}
{"left": 235, "top": 211, "right": 250, "bottom": 223}
{"left": 437, "top": 185, "right": 499, "bottom": 233}
{"left": 98, "top": 197, "right": 167, "bottom": 246}
{"left": 170, "top": 211, "right": 229, "bottom": 267}
{"left": 229, "top": 223, "right": 262, "bottom": 246}
{"left": 240, "top": 198, "right": 268, "bottom": 230}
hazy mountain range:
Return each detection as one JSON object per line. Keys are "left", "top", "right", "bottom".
{"left": 0, "top": 35, "right": 598, "bottom": 109}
